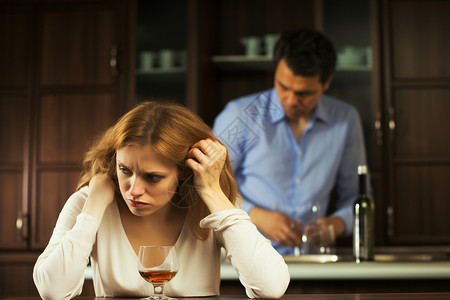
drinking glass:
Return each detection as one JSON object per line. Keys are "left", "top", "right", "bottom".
{"left": 138, "top": 246, "right": 179, "bottom": 300}
{"left": 294, "top": 202, "right": 336, "bottom": 256}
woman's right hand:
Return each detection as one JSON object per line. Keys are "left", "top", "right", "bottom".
{"left": 82, "top": 173, "right": 115, "bottom": 221}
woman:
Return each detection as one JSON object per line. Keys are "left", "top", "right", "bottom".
{"left": 33, "top": 101, "right": 290, "bottom": 299}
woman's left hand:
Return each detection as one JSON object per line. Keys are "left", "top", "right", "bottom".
{"left": 185, "top": 139, "right": 235, "bottom": 212}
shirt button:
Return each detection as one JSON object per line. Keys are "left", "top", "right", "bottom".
{"left": 296, "top": 178, "right": 301, "bottom": 184}
{"left": 295, "top": 206, "right": 301, "bottom": 212}
{"left": 298, "top": 150, "right": 303, "bottom": 156}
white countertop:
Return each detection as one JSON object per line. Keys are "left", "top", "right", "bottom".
{"left": 220, "top": 259, "right": 450, "bottom": 280}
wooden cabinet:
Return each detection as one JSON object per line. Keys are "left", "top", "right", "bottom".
{"left": 0, "top": 4, "right": 33, "bottom": 251}
{"left": 0, "top": 0, "right": 133, "bottom": 297}
{"left": 377, "top": 0, "right": 450, "bottom": 244}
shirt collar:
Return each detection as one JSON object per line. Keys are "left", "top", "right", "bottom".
{"left": 269, "top": 89, "right": 330, "bottom": 125}
{"left": 269, "top": 89, "right": 286, "bottom": 123}
{"left": 313, "top": 96, "right": 330, "bottom": 125}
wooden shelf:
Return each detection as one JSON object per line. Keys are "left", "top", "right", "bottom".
{"left": 136, "top": 67, "right": 186, "bottom": 75}
{"left": 211, "top": 55, "right": 371, "bottom": 72}
{"left": 136, "top": 68, "right": 186, "bottom": 83}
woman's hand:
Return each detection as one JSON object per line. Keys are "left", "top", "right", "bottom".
{"left": 185, "top": 139, "right": 235, "bottom": 213}
{"left": 82, "top": 173, "right": 115, "bottom": 221}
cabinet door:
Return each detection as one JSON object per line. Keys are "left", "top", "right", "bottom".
{"left": 39, "top": 2, "right": 121, "bottom": 87}
{"left": 33, "top": 94, "right": 119, "bottom": 248}
{"left": 30, "top": 1, "right": 131, "bottom": 249}
{"left": 382, "top": 0, "right": 450, "bottom": 244}
{"left": 0, "top": 6, "right": 32, "bottom": 250}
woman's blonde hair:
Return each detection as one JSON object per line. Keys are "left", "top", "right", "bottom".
{"left": 77, "top": 100, "right": 240, "bottom": 240}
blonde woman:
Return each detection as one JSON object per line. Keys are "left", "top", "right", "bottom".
{"left": 33, "top": 101, "right": 290, "bottom": 299}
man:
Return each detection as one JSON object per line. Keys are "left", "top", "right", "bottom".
{"left": 213, "top": 29, "right": 371, "bottom": 255}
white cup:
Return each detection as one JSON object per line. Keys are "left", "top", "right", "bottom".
{"left": 264, "top": 34, "right": 280, "bottom": 57}
{"left": 241, "top": 36, "right": 261, "bottom": 56}
{"left": 159, "top": 49, "right": 175, "bottom": 69}
{"left": 140, "top": 51, "right": 155, "bottom": 71}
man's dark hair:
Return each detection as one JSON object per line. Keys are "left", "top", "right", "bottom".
{"left": 273, "top": 29, "right": 336, "bottom": 85}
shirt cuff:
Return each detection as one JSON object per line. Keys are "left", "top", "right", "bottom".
{"left": 331, "top": 207, "right": 353, "bottom": 236}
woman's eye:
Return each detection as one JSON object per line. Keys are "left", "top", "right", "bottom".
{"left": 119, "top": 166, "right": 131, "bottom": 175}
{"left": 145, "top": 174, "right": 163, "bottom": 183}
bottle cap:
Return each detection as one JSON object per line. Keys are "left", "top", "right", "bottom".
{"left": 358, "top": 165, "right": 368, "bottom": 175}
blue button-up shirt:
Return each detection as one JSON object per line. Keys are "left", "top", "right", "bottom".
{"left": 213, "top": 88, "right": 371, "bottom": 255}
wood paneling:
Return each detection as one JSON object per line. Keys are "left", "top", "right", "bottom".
{"left": 0, "top": 96, "right": 27, "bottom": 165}
{"left": 33, "top": 170, "right": 82, "bottom": 248}
{"left": 0, "top": 7, "right": 31, "bottom": 90}
{"left": 39, "top": 3, "right": 119, "bottom": 87}
{"left": 0, "top": 173, "right": 26, "bottom": 249}
{"left": 391, "top": 0, "right": 450, "bottom": 79}
{"left": 38, "top": 94, "right": 119, "bottom": 163}
{"left": 0, "top": 262, "right": 38, "bottom": 297}
{"left": 394, "top": 165, "right": 450, "bottom": 242}
{"left": 393, "top": 89, "right": 450, "bottom": 157}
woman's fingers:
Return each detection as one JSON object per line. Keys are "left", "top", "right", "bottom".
{"left": 187, "top": 139, "right": 226, "bottom": 171}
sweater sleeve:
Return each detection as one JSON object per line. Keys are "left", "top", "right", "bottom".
{"left": 33, "top": 188, "right": 100, "bottom": 300}
{"left": 200, "top": 209, "right": 290, "bottom": 299}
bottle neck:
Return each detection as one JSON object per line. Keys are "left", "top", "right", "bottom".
{"left": 359, "top": 173, "right": 367, "bottom": 196}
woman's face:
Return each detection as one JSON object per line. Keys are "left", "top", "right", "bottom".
{"left": 116, "top": 144, "right": 179, "bottom": 217}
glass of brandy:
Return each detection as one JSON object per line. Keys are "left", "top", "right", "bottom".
{"left": 138, "top": 246, "right": 179, "bottom": 299}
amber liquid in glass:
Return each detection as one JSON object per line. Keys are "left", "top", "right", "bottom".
{"left": 139, "top": 270, "right": 178, "bottom": 287}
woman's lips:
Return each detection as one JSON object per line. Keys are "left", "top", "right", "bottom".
{"left": 128, "top": 198, "right": 149, "bottom": 208}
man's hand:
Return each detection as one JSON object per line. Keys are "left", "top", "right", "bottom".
{"left": 249, "top": 206, "right": 302, "bottom": 247}
{"left": 303, "top": 216, "right": 345, "bottom": 246}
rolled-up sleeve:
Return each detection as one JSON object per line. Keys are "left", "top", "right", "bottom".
{"left": 33, "top": 188, "right": 100, "bottom": 300}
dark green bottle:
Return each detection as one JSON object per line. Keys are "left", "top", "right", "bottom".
{"left": 353, "top": 165, "right": 375, "bottom": 263}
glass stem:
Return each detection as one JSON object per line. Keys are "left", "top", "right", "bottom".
{"left": 154, "top": 286, "right": 164, "bottom": 299}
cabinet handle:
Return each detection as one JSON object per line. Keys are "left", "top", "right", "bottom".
{"left": 374, "top": 111, "right": 383, "bottom": 146}
{"left": 16, "top": 211, "right": 29, "bottom": 241}
{"left": 388, "top": 107, "right": 395, "bottom": 131}
{"left": 110, "top": 45, "right": 119, "bottom": 76}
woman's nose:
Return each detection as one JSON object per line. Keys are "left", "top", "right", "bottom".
{"left": 130, "top": 176, "right": 145, "bottom": 197}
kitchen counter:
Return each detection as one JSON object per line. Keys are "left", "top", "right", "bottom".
{"left": 220, "top": 249, "right": 450, "bottom": 294}
{"left": 221, "top": 259, "right": 450, "bottom": 280}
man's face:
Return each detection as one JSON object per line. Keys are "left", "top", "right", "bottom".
{"left": 274, "top": 58, "right": 331, "bottom": 121}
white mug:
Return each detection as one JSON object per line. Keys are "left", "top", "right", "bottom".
{"left": 264, "top": 34, "right": 280, "bottom": 57}
{"left": 241, "top": 36, "right": 261, "bottom": 57}
{"left": 159, "top": 49, "right": 175, "bottom": 69}
{"left": 140, "top": 51, "right": 155, "bottom": 71}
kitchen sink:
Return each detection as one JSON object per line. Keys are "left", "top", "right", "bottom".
{"left": 283, "top": 252, "right": 450, "bottom": 263}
